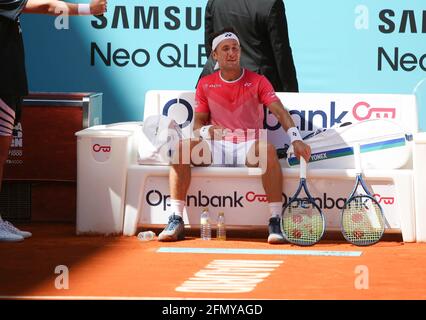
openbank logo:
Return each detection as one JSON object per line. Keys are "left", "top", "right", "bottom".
{"left": 266, "top": 100, "right": 397, "bottom": 132}
{"left": 352, "top": 101, "right": 396, "bottom": 121}
{"left": 373, "top": 194, "right": 395, "bottom": 205}
{"left": 146, "top": 190, "right": 245, "bottom": 211}
{"left": 265, "top": 101, "right": 350, "bottom": 131}
{"left": 162, "top": 98, "right": 193, "bottom": 128}
{"left": 163, "top": 98, "right": 397, "bottom": 134}
{"left": 92, "top": 144, "right": 111, "bottom": 153}
{"left": 146, "top": 190, "right": 396, "bottom": 211}
{"left": 248, "top": 191, "right": 395, "bottom": 208}
{"left": 245, "top": 192, "right": 268, "bottom": 203}
{"left": 91, "top": 138, "right": 112, "bottom": 162}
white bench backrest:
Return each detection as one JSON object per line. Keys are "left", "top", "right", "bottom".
{"left": 144, "top": 90, "right": 418, "bottom": 148}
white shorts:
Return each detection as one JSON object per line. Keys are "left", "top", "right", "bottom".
{"left": 205, "top": 139, "right": 256, "bottom": 167}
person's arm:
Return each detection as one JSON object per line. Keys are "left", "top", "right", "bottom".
{"left": 194, "top": 77, "right": 228, "bottom": 139}
{"left": 267, "top": 0, "right": 298, "bottom": 92}
{"left": 194, "top": 112, "right": 209, "bottom": 132}
{"left": 267, "top": 100, "right": 311, "bottom": 161}
{"left": 266, "top": 100, "right": 296, "bottom": 132}
{"left": 194, "top": 82, "right": 211, "bottom": 138}
{"left": 22, "top": 0, "right": 106, "bottom": 16}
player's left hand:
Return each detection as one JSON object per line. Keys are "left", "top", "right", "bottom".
{"left": 292, "top": 140, "right": 311, "bottom": 163}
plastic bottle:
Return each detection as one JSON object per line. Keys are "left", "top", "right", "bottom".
{"left": 216, "top": 211, "right": 226, "bottom": 241}
{"left": 137, "top": 230, "right": 156, "bottom": 241}
{"left": 200, "top": 208, "right": 211, "bottom": 240}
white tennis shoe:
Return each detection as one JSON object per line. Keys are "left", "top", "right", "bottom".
{"left": 0, "top": 217, "right": 32, "bottom": 239}
{"left": 0, "top": 221, "right": 25, "bottom": 242}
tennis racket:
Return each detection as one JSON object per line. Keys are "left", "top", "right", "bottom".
{"left": 341, "top": 143, "right": 385, "bottom": 246}
{"left": 281, "top": 157, "right": 326, "bottom": 246}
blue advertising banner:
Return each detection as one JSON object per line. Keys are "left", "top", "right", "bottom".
{"left": 21, "top": 0, "right": 426, "bottom": 130}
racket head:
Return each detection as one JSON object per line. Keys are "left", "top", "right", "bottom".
{"left": 281, "top": 196, "right": 325, "bottom": 246}
{"left": 341, "top": 195, "right": 385, "bottom": 246}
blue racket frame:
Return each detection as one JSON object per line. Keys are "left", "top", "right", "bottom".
{"left": 340, "top": 144, "right": 385, "bottom": 246}
{"left": 281, "top": 176, "right": 326, "bottom": 246}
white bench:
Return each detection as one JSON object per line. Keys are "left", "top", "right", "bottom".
{"left": 76, "top": 90, "right": 426, "bottom": 242}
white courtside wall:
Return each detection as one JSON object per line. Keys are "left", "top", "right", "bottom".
{"left": 144, "top": 91, "right": 419, "bottom": 149}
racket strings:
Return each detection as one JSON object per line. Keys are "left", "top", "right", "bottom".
{"left": 281, "top": 201, "right": 324, "bottom": 245}
{"left": 342, "top": 197, "right": 385, "bottom": 245}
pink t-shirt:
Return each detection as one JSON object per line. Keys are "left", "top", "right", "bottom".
{"left": 195, "top": 69, "right": 280, "bottom": 142}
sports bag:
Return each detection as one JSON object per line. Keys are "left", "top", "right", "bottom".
{"left": 286, "top": 119, "right": 413, "bottom": 169}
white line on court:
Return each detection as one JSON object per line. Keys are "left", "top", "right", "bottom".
{"left": 0, "top": 295, "right": 263, "bottom": 300}
{"left": 157, "top": 247, "right": 362, "bottom": 257}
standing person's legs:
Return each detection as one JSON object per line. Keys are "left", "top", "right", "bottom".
{"left": 0, "top": 136, "right": 12, "bottom": 189}
{"left": 0, "top": 97, "right": 29, "bottom": 242}
{"left": 0, "top": 97, "right": 17, "bottom": 190}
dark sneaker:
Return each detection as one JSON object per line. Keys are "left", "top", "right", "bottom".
{"left": 268, "top": 217, "right": 285, "bottom": 244}
{"left": 158, "top": 214, "right": 185, "bottom": 242}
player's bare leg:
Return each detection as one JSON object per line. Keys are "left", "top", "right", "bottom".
{"left": 248, "top": 140, "right": 285, "bottom": 244}
{"left": 160, "top": 139, "right": 210, "bottom": 242}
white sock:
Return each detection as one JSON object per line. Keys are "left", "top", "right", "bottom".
{"left": 169, "top": 199, "right": 185, "bottom": 218}
{"left": 269, "top": 202, "right": 282, "bottom": 218}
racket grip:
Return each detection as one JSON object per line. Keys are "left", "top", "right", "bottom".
{"left": 353, "top": 143, "right": 362, "bottom": 173}
{"left": 300, "top": 157, "right": 307, "bottom": 179}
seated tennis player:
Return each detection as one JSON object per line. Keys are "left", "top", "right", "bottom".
{"left": 158, "top": 28, "right": 311, "bottom": 244}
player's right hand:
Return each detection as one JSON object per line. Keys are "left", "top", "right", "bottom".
{"left": 90, "top": 0, "right": 107, "bottom": 15}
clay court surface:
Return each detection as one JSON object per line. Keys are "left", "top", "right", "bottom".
{"left": 1, "top": 223, "right": 426, "bottom": 301}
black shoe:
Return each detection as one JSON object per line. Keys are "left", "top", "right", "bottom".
{"left": 158, "top": 214, "right": 185, "bottom": 242}
{"left": 268, "top": 217, "right": 285, "bottom": 244}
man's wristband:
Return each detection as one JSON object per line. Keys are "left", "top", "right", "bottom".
{"left": 199, "top": 125, "right": 213, "bottom": 139}
{"left": 287, "top": 127, "right": 302, "bottom": 144}
{"left": 77, "top": 4, "right": 91, "bottom": 15}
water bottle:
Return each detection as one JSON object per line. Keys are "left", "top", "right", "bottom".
{"left": 216, "top": 212, "right": 226, "bottom": 241}
{"left": 200, "top": 208, "right": 211, "bottom": 240}
{"left": 137, "top": 230, "right": 156, "bottom": 241}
